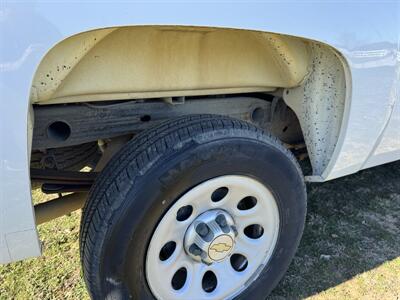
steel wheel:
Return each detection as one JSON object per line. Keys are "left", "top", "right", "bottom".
{"left": 146, "top": 175, "right": 280, "bottom": 300}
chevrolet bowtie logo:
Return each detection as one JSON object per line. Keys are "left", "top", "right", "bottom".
{"left": 209, "top": 242, "right": 232, "bottom": 253}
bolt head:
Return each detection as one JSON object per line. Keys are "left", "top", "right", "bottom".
{"left": 216, "top": 214, "right": 227, "bottom": 227}
{"left": 189, "top": 244, "right": 202, "bottom": 256}
{"left": 196, "top": 222, "right": 209, "bottom": 237}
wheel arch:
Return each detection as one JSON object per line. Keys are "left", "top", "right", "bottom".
{"left": 29, "top": 25, "right": 351, "bottom": 178}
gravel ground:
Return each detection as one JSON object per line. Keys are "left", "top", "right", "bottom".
{"left": 0, "top": 160, "right": 399, "bottom": 299}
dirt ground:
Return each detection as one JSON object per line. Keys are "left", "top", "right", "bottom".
{"left": 1, "top": 161, "right": 399, "bottom": 299}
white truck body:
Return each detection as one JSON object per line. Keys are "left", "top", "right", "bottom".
{"left": 0, "top": 1, "right": 399, "bottom": 264}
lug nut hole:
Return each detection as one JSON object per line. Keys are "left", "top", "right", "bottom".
{"left": 244, "top": 224, "right": 264, "bottom": 239}
{"left": 230, "top": 254, "right": 248, "bottom": 272}
{"left": 202, "top": 271, "right": 217, "bottom": 293}
{"left": 237, "top": 196, "right": 257, "bottom": 210}
{"left": 211, "top": 187, "right": 229, "bottom": 202}
{"left": 176, "top": 205, "right": 193, "bottom": 221}
{"left": 171, "top": 267, "right": 187, "bottom": 290}
{"left": 159, "top": 241, "right": 176, "bottom": 261}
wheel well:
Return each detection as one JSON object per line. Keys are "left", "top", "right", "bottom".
{"left": 30, "top": 25, "right": 349, "bottom": 178}
{"left": 30, "top": 26, "right": 312, "bottom": 105}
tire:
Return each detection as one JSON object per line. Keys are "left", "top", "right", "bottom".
{"left": 80, "top": 115, "right": 306, "bottom": 300}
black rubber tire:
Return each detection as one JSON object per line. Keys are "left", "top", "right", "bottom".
{"left": 80, "top": 115, "right": 306, "bottom": 300}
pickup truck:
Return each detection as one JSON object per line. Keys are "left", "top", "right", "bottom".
{"left": 0, "top": 2, "right": 399, "bottom": 299}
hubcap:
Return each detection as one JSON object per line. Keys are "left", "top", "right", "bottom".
{"left": 146, "top": 175, "right": 280, "bottom": 300}
{"left": 184, "top": 209, "right": 237, "bottom": 264}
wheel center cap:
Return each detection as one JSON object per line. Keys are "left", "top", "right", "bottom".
{"left": 208, "top": 234, "right": 234, "bottom": 261}
{"left": 184, "top": 209, "right": 237, "bottom": 265}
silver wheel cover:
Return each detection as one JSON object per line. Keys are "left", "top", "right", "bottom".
{"left": 146, "top": 175, "right": 280, "bottom": 300}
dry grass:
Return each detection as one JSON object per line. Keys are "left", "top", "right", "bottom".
{"left": 270, "top": 160, "right": 400, "bottom": 300}
{"left": 1, "top": 161, "right": 399, "bottom": 299}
